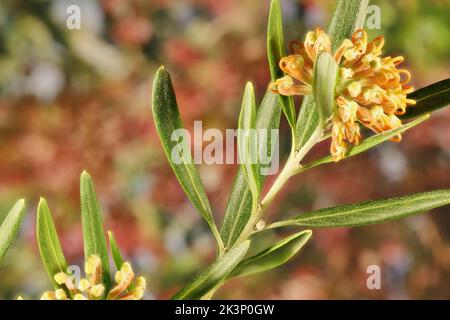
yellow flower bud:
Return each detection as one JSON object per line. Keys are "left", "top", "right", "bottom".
{"left": 135, "top": 276, "right": 146, "bottom": 290}
{"left": 121, "top": 262, "right": 132, "bottom": 275}
{"left": 133, "top": 287, "right": 144, "bottom": 300}
{"left": 40, "top": 291, "right": 56, "bottom": 300}
{"left": 343, "top": 48, "right": 359, "bottom": 61}
{"left": 363, "top": 86, "right": 382, "bottom": 103}
{"left": 115, "top": 270, "right": 125, "bottom": 284}
{"left": 85, "top": 255, "right": 101, "bottom": 274}
{"left": 347, "top": 82, "right": 362, "bottom": 98}
{"left": 370, "top": 105, "right": 385, "bottom": 123}
{"left": 78, "top": 279, "right": 91, "bottom": 291}
{"left": 339, "top": 67, "right": 354, "bottom": 81}
{"left": 54, "top": 272, "right": 69, "bottom": 285}
{"left": 55, "top": 289, "right": 67, "bottom": 300}
{"left": 74, "top": 293, "right": 88, "bottom": 300}
{"left": 90, "top": 284, "right": 105, "bottom": 298}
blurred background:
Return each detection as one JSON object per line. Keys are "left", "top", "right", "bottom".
{"left": 0, "top": 0, "right": 449, "bottom": 299}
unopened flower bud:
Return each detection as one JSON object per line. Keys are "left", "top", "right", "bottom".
{"left": 78, "top": 279, "right": 91, "bottom": 291}
{"left": 74, "top": 293, "right": 87, "bottom": 300}
{"left": 90, "top": 284, "right": 105, "bottom": 298}
{"left": 54, "top": 272, "right": 69, "bottom": 285}
{"left": 40, "top": 291, "right": 56, "bottom": 300}
{"left": 55, "top": 289, "right": 67, "bottom": 300}
{"left": 85, "top": 255, "right": 101, "bottom": 274}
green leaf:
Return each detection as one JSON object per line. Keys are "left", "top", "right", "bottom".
{"left": 238, "top": 82, "right": 260, "bottom": 199}
{"left": 267, "top": 0, "right": 295, "bottom": 129}
{"left": 172, "top": 241, "right": 250, "bottom": 300}
{"left": 108, "top": 231, "right": 125, "bottom": 270}
{"left": 328, "top": 0, "right": 370, "bottom": 52}
{"left": 0, "top": 199, "right": 26, "bottom": 264}
{"left": 231, "top": 230, "right": 312, "bottom": 278}
{"left": 294, "top": 0, "right": 369, "bottom": 151}
{"left": 36, "top": 198, "right": 68, "bottom": 289}
{"left": 221, "top": 91, "right": 281, "bottom": 248}
{"left": 300, "top": 113, "right": 429, "bottom": 171}
{"left": 313, "top": 52, "right": 338, "bottom": 125}
{"left": 80, "top": 171, "right": 110, "bottom": 291}
{"left": 295, "top": 95, "right": 321, "bottom": 151}
{"left": 301, "top": 113, "right": 428, "bottom": 169}
{"left": 221, "top": 170, "right": 252, "bottom": 249}
{"left": 271, "top": 190, "right": 450, "bottom": 228}
{"left": 401, "top": 78, "right": 450, "bottom": 119}
{"left": 151, "top": 66, "right": 222, "bottom": 249}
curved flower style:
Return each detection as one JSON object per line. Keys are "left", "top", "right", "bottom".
{"left": 40, "top": 255, "right": 146, "bottom": 300}
{"left": 270, "top": 28, "right": 416, "bottom": 161}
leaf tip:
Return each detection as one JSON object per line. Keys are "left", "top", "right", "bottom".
{"left": 303, "top": 229, "right": 313, "bottom": 239}
{"left": 107, "top": 230, "right": 115, "bottom": 242}
{"left": 36, "top": 198, "right": 48, "bottom": 224}
{"left": 243, "top": 82, "right": 256, "bottom": 103}
{"left": 16, "top": 198, "right": 26, "bottom": 208}
{"left": 37, "top": 197, "right": 47, "bottom": 208}
{"left": 80, "top": 170, "right": 90, "bottom": 179}
{"left": 155, "top": 65, "right": 169, "bottom": 80}
{"left": 269, "top": 0, "right": 281, "bottom": 11}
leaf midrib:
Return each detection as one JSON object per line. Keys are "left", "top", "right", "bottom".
{"left": 412, "top": 86, "right": 450, "bottom": 103}
{"left": 170, "top": 137, "right": 212, "bottom": 221}
{"left": 85, "top": 185, "right": 100, "bottom": 257}
{"left": 291, "top": 192, "right": 448, "bottom": 224}
{"left": 43, "top": 208, "right": 65, "bottom": 273}
{"left": 225, "top": 187, "right": 250, "bottom": 247}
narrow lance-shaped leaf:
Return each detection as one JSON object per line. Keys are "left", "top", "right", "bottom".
{"left": 295, "top": 95, "right": 321, "bottom": 151}
{"left": 270, "top": 190, "right": 450, "bottom": 229}
{"left": 313, "top": 52, "right": 338, "bottom": 125}
{"left": 401, "top": 78, "right": 450, "bottom": 119}
{"left": 172, "top": 241, "right": 250, "bottom": 300}
{"left": 80, "top": 171, "right": 110, "bottom": 291}
{"left": 221, "top": 91, "right": 281, "bottom": 248}
{"left": 108, "top": 231, "right": 125, "bottom": 270}
{"left": 238, "top": 82, "right": 260, "bottom": 200}
{"left": 151, "top": 67, "right": 222, "bottom": 249}
{"left": 300, "top": 113, "right": 429, "bottom": 171}
{"left": 231, "top": 230, "right": 312, "bottom": 278}
{"left": 0, "top": 199, "right": 26, "bottom": 264}
{"left": 267, "top": 0, "right": 296, "bottom": 129}
{"left": 294, "top": 0, "right": 369, "bottom": 151}
{"left": 36, "top": 198, "right": 68, "bottom": 289}
{"left": 327, "top": 0, "right": 370, "bottom": 52}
